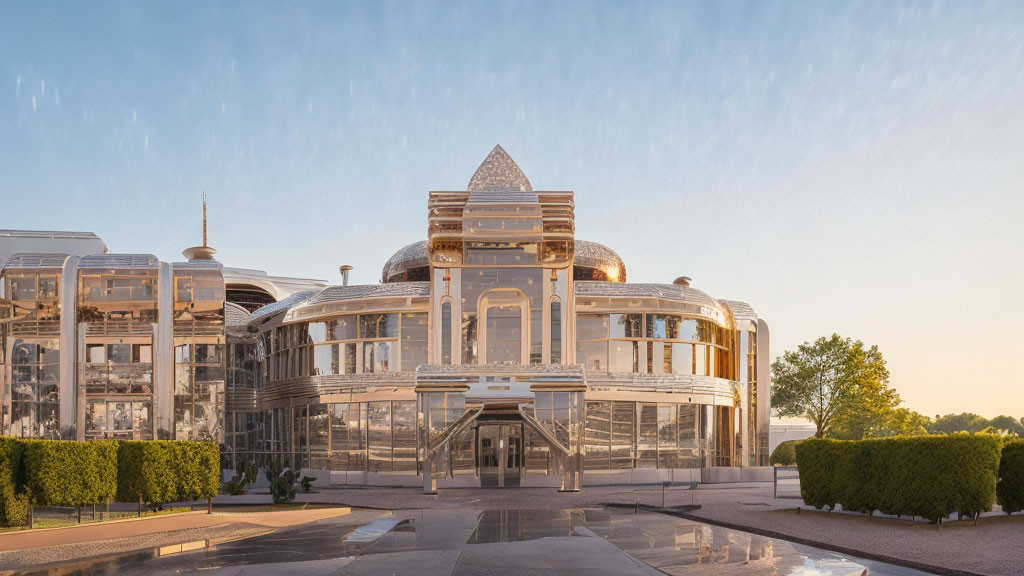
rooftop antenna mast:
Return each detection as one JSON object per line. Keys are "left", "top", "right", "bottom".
{"left": 182, "top": 191, "right": 217, "bottom": 261}
{"left": 202, "top": 191, "right": 208, "bottom": 247}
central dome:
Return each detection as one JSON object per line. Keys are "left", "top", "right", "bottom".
{"left": 468, "top": 144, "right": 532, "bottom": 192}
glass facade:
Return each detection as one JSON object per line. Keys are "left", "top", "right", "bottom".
{"left": 583, "top": 401, "right": 705, "bottom": 470}
{"left": 576, "top": 313, "right": 732, "bottom": 377}
{"left": 79, "top": 265, "right": 158, "bottom": 440}
{"left": 1, "top": 269, "right": 62, "bottom": 438}
{"left": 260, "top": 312, "right": 429, "bottom": 381}
{"left": 0, "top": 145, "right": 769, "bottom": 483}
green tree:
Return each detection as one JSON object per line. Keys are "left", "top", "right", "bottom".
{"left": 984, "top": 416, "right": 1024, "bottom": 437}
{"left": 771, "top": 334, "right": 899, "bottom": 439}
{"left": 927, "top": 413, "right": 988, "bottom": 435}
{"left": 866, "top": 407, "right": 931, "bottom": 437}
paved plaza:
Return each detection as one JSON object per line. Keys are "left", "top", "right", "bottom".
{"left": 4, "top": 506, "right": 927, "bottom": 576}
{"left": 3, "top": 483, "right": 1023, "bottom": 575}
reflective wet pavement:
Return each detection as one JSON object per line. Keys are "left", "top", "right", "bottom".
{"left": 13, "top": 507, "right": 936, "bottom": 576}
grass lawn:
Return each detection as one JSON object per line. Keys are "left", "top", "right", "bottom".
{"left": 0, "top": 506, "right": 193, "bottom": 533}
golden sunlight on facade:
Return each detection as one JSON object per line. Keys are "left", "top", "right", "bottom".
{"left": 0, "top": 145, "right": 769, "bottom": 491}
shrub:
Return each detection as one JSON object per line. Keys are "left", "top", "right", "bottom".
{"left": 997, "top": 441, "right": 1024, "bottom": 514}
{"left": 118, "top": 441, "right": 220, "bottom": 505}
{"left": 770, "top": 440, "right": 802, "bottom": 466}
{"left": 223, "top": 460, "right": 259, "bottom": 495}
{"left": 23, "top": 440, "right": 118, "bottom": 507}
{"left": 796, "top": 435, "right": 1001, "bottom": 523}
{"left": 223, "top": 476, "right": 248, "bottom": 495}
{"left": 244, "top": 461, "right": 257, "bottom": 485}
{"left": 0, "top": 438, "right": 28, "bottom": 527}
{"left": 267, "top": 461, "right": 296, "bottom": 504}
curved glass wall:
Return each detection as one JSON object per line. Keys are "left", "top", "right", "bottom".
{"left": 249, "top": 398, "right": 733, "bottom": 474}
{"left": 583, "top": 401, "right": 704, "bottom": 470}
{"left": 262, "top": 312, "right": 428, "bottom": 382}
{"left": 575, "top": 313, "right": 732, "bottom": 377}
{"left": 255, "top": 400, "right": 417, "bottom": 473}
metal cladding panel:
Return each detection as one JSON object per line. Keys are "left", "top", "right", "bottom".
{"left": 305, "top": 282, "right": 431, "bottom": 306}
{"left": 249, "top": 290, "right": 318, "bottom": 323}
{"left": 721, "top": 300, "right": 758, "bottom": 321}
{"left": 3, "top": 253, "right": 71, "bottom": 271}
{"left": 172, "top": 260, "right": 224, "bottom": 270}
{"left": 79, "top": 253, "right": 159, "bottom": 269}
{"left": 225, "top": 301, "right": 253, "bottom": 327}
{"left": 756, "top": 318, "right": 771, "bottom": 452}
{"left": 156, "top": 262, "right": 174, "bottom": 439}
{"left": 574, "top": 281, "right": 724, "bottom": 310}
{"left": 382, "top": 240, "right": 430, "bottom": 281}
{"left": 59, "top": 255, "right": 80, "bottom": 439}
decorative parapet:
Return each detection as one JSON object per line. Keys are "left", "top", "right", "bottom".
{"left": 584, "top": 372, "right": 739, "bottom": 403}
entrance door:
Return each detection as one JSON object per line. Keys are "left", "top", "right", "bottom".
{"left": 478, "top": 424, "right": 522, "bottom": 488}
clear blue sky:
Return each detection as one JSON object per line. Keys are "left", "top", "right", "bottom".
{"left": 2, "top": 1, "right": 1022, "bottom": 418}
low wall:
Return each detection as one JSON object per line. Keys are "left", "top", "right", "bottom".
{"left": 242, "top": 466, "right": 774, "bottom": 489}
{"left": 701, "top": 466, "right": 774, "bottom": 483}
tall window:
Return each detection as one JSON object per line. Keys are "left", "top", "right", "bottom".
{"left": 485, "top": 305, "right": 522, "bottom": 363}
{"left": 549, "top": 298, "right": 561, "bottom": 364}
{"left": 441, "top": 300, "right": 452, "bottom": 365}
{"left": 478, "top": 289, "right": 528, "bottom": 364}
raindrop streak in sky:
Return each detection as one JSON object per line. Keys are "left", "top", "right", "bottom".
{"left": 1, "top": 1, "right": 1022, "bottom": 418}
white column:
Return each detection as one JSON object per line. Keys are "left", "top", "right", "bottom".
{"left": 59, "top": 255, "right": 80, "bottom": 440}
{"left": 155, "top": 262, "right": 174, "bottom": 439}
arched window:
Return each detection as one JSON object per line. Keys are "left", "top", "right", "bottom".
{"left": 478, "top": 289, "right": 529, "bottom": 364}
{"left": 549, "top": 297, "right": 562, "bottom": 364}
{"left": 440, "top": 299, "right": 452, "bottom": 365}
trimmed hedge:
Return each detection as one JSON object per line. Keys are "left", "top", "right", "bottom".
{"left": 770, "top": 440, "right": 802, "bottom": 466}
{"left": 117, "top": 441, "right": 220, "bottom": 505}
{"left": 796, "top": 435, "right": 1001, "bottom": 523}
{"left": 23, "top": 440, "right": 118, "bottom": 507}
{"left": 997, "top": 441, "right": 1024, "bottom": 514}
{"left": 0, "top": 439, "right": 221, "bottom": 525}
{"left": 0, "top": 438, "right": 28, "bottom": 527}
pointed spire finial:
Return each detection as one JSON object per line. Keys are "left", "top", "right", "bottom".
{"left": 468, "top": 144, "right": 532, "bottom": 192}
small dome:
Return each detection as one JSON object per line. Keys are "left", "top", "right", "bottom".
{"left": 468, "top": 144, "right": 532, "bottom": 192}
{"left": 574, "top": 240, "right": 627, "bottom": 283}
{"left": 382, "top": 240, "right": 430, "bottom": 283}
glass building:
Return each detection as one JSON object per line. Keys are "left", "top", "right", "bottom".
{"left": 0, "top": 145, "right": 769, "bottom": 490}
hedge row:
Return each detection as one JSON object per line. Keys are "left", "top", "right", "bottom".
{"left": 118, "top": 441, "right": 220, "bottom": 505}
{"left": 24, "top": 440, "right": 118, "bottom": 507}
{"left": 796, "top": 435, "right": 1002, "bottom": 523}
{"left": 0, "top": 439, "right": 28, "bottom": 526}
{"left": 0, "top": 440, "right": 220, "bottom": 527}
{"left": 997, "top": 441, "right": 1024, "bottom": 514}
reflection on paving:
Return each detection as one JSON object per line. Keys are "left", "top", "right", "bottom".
{"left": 344, "top": 517, "right": 406, "bottom": 543}
{"left": 586, "top": 510, "right": 930, "bottom": 576}
{"left": 468, "top": 508, "right": 592, "bottom": 543}
{"left": 13, "top": 507, "right": 936, "bottom": 575}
